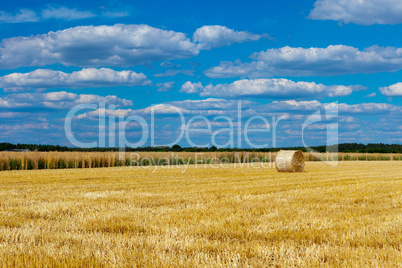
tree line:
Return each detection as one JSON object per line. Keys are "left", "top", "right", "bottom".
{"left": 0, "top": 143, "right": 401, "bottom": 153}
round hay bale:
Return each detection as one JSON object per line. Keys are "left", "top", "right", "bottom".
{"left": 275, "top": 150, "right": 305, "bottom": 172}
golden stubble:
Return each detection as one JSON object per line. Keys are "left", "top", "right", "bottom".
{"left": 0, "top": 161, "right": 401, "bottom": 267}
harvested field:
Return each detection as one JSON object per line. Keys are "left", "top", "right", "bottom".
{"left": 0, "top": 161, "right": 401, "bottom": 267}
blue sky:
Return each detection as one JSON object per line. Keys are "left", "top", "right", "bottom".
{"left": 0, "top": 0, "right": 401, "bottom": 148}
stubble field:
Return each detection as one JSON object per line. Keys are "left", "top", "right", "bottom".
{"left": 0, "top": 161, "right": 401, "bottom": 267}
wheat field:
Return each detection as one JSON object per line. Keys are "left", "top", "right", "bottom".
{"left": 1, "top": 151, "right": 401, "bottom": 171}
{"left": 0, "top": 161, "right": 401, "bottom": 267}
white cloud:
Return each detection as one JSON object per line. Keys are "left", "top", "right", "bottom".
{"left": 0, "top": 68, "right": 151, "bottom": 92}
{"left": 257, "top": 100, "right": 323, "bottom": 112}
{"left": 181, "top": 79, "right": 364, "bottom": 99}
{"left": 0, "top": 123, "right": 54, "bottom": 131}
{"left": 180, "top": 81, "right": 203, "bottom": 94}
{"left": 154, "top": 69, "right": 194, "bottom": 77}
{"left": 0, "top": 6, "right": 127, "bottom": 24}
{"left": 169, "top": 98, "right": 254, "bottom": 110}
{"left": 75, "top": 99, "right": 245, "bottom": 120}
{"left": 309, "top": 0, "right": 402, "bottom": 25}
{"left": 157, "top": 82, "right": 175, "bottom": 92}
{"left": 340, "top": 116, "right": 356, "bottom": 123}
{"left": 0, "top": 112, "right": 31, "bottom": 118}
{"left": 0, "top": 24, "right": 200, "bottom": 69}
{"left": 75, "top": 101, "right": 224, "bottom": 120}
{"left": 338, "top": 102, "right": 398, "bottom": 114}
{"left": 205, "top": 45, "right": 402, "bottom": 78}
{"left": 380, "top": 82, "right": 402, "bottom": 96}
{"left": 160, "top": 61, "right": 175, "bottom": 68}
{"left": 41, "top": 7, "right": 96, "bottom": 20}
{"left": 0, "top": 24, "right": 258, "bottom": 69}
{"left": 44, "top": 91, "right": 78, "bottom": 101}
{"left": 193, "top": 25, "right": 262, "bottom": 49}
{"left": 365, "top": 92, "right": 377, "bottom": 97}
{"left": 0, "top": 9, "right": 39, "bottom": 23}
{"left": 142, "top": 104, "right": 191, "bottom": 115}
{"left": 0, "top": 91, "right": 132, "bottom": 110}
{"left": 103, "top": 11, "right": 129, "bottom": 18}
{"left": 260, "top": 100, "right": 399, "bottom": 114}
{"left": 0, "top": 7, "right": 97, "bottom": 23}
{"left": 75, "top": 108, "right": 135, "bottom": 119}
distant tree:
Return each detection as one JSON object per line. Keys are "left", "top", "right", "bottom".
{"left": 172, "top": 144, "right": 183, "bottom": 151}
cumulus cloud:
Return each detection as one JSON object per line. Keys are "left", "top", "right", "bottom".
{"left": 205, "top": 45, "right": 402, "bottom": 78}
{"left": 309, "top": 0, "right": 402, "bottom": 25}
{"left": 157, "top": 82, "right": 175, "bottom": 92}
{"left": 193, "top": 25, "right": 262, "bottom": 49}
{"left": 0, "top": 24, "right": 260, "bottom": 69}
{"left": 180, "top": 81, "right": 203, "bottom": 94}
{"left": 0, "top": 91, "right": 132, "bottom": 110}
{"left": 181, "top": 79, "right": 364, "bottom": 99}
{"left": 380, "top": 83, "right": 402, "bottom": 96}
{"left": 0, "top": 24, "right": 200, "bottom": 69}
{"left": 0, "top": 68, "right": 151, "bottom": 92}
